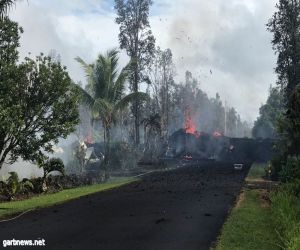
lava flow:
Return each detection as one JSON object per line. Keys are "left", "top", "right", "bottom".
{"left": 184, "top": 107, "right": 200, "bottom": 138}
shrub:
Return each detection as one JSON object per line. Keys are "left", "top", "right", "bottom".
{"left": 18, "top": 178, "right": 34, "bottom": 195}
{"left": 0, "top": 172, "right": 19, "bottom": 200}
{"left": 30, "top": 177, "right": 47, "bottom": 193}
{"left": 270, "top": 154, "right": 285, "bottom": 180}
{"left": 41, "top": 158, "right": 65, "bottom": 179}
{"left": 271, "top": 180, "right": 300, "bottom": 250}
{"left": 0, "top": 172, "right": 34, "bottom": 200}
{"left": 280, "top": 155, "right": 300, "bottom": 183}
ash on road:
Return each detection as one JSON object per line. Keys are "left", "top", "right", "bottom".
{"left": 0, "top": 163, "right": 250, "bottom": 250}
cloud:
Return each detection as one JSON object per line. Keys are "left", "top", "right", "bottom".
{"left": 9, "top": 0, "right": 278, "bottom": 122}
{"left": 10, "top": 0, "right": 120, "bottom": 83}
{"left": 150, "top": 0, "right": 278, "bottom": 121}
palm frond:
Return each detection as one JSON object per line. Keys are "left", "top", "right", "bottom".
{"left": 75, "top": 57, "right": 94, "bottom": 77}
{"left": 94, "top": 54, "right": 110, "bottom": 100}
{"left": 114, "top": 92, "right": 149, "bottom": 112}
{"left": 0, "top": 0, "right": 15, "bottom": 19}
{"left": 112, "top": 60, "right": 132, "bottom": 102}
{"left": 75, "top": 84, "right": 95, "bottom": 108}
{"left": 93, "top": 98, "right": 113, "bottom": 118}
{"left": 107, "top": 49, "right": 119, "bottom": 84}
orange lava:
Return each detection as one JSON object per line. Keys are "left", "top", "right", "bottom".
{"left": 184, "top": 107, "right": 200, "bottom": 138}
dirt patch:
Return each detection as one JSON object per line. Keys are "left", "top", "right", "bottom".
{"left": 236, "top": 191, "right": 246, "bottom": 208}
{"left": 259, "top": 189, "right": 271, "bottom": 208}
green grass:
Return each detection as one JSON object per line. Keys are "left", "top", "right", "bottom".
{"left": 216, "top": 163, "right": 280, "bottom": 250}
{"left": 270, "top": 180, "right": 300, "bottom": 250}
{"left": 247, "top": 163, "right": 267, "bottom": 181}
{"left": 0, "top": 177, "right": 137, "bottom": 219}
{"left": 216, "top": 190, "right": 280, "bottom": 250}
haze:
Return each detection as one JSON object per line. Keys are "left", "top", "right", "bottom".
{"left": 10, "top": 0, "right": 277, "bottom": 122}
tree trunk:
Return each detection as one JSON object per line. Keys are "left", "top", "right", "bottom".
{"left": 144, "top": 125, "right": 147, "bottom": 147}
{"left": 104, "top": 125, "right": 111, "bottom": 181}
{"left": 134, "top": 63, "right": 140, "bottom": 146}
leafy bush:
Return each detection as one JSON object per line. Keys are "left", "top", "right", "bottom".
{"left": 30, "top": 177, "right": 46, "bottom": 193}
{"left": 280, "top": 155, "right": 300, "bottom": 183}
{"left": 270, "top": 156, "right": 283, "bottom": 180}
{"left": 1, "top": 172, "right": 19, "bottom": 199}
{"left": 0, "top": 172, "right": 33, "bottom": 200}
{"left": 271, "top": 180, "right": 300, "bottom": 250}
{"left": 42, "top": 173, "right": 105, "bottom": 193}
{"left": 18, "top": 178, "right": 34, "bottom": 195}
{"left": 42, "top": 158, "right": 65, "bottom": 179}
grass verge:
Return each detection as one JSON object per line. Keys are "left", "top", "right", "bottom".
{"left": 270, "top": 180, "right": 300, "bottom": 249}
{"left": 246, "top": 163, "right": 267, "bottom": 181}
{"left": 0, "top": 177, "right": 137, "bottom": 219}
{"left": 216, "top": 163, "right": 280, "bottom": 250}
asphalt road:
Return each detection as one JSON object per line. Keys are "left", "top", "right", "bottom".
{"left": 0, "top": 163, "right": 250, "bottom": 250}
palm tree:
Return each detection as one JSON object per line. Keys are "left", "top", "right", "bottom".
{"left": 76, "top": 49, "right": 148, "bottom": 178}
{"left": 0, "top": 0, "right": 16, "bottom": 19}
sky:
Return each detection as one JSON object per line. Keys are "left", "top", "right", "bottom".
{"left": 9, "top": 0, "right": 278, "bottom": 123}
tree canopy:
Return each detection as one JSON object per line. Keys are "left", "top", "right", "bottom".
{"left": 76, "top": 49, "right": 148, "bottom": 170}
{"left": 0, "top": 17, "right": 80, "bottom": 169}
{"left": 252, "top": 86, "right": 284, "bottom": 139}
{"left": 267, "top": 0, "right": 300, "bottom": 155}
{"left": 115, "top": 0, "right": 155, "bottom": 145}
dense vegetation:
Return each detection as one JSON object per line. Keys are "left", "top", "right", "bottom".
{"left": 253, "top": 1, "right": 300, "bottom": 249}
{"left": 267, "top": 0, "right": 300, "bottom": 173}
{"left": 252, "top": 86, "right": 283, "bottom": 139}
{"left": 0, "top": 10, "right": 79, "bottom": 170}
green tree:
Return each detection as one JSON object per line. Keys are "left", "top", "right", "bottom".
{"left": 252, "top": 86, "right": 284, "bottom": 139}
{"left": 283, "top": 84, "right": 300, "bottom": 153}
{"left": 76, "top": 49, "right": 148, "bottom": 176}
{"left": 267, "top": 0, "right": 300, "bottom": 100}
{"left": 0, "top": 17, "right": 80, "bottom": 169}
{"left": 114, "top": 0, "right": 155, "bottom": 145}
{"left": 267, "top": 0, "right": 300, "bottom": 156}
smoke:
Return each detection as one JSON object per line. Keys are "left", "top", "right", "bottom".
{"left": 150, "top": 0, "right": 277, "bottom": 121}
{"left": 9, "top": 0, "right": 278, "bottom": 122}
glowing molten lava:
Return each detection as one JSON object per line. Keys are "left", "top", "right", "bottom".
{"left": 184, "top": 107, "right": 200, "bottom": 138}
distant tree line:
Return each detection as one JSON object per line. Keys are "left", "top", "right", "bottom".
{"left": 252, "top": 86, "right": 284, "bottom": 139}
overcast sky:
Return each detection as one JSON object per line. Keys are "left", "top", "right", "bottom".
{"left": 9, "top": 0, "right": 278, "bottom": 122}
